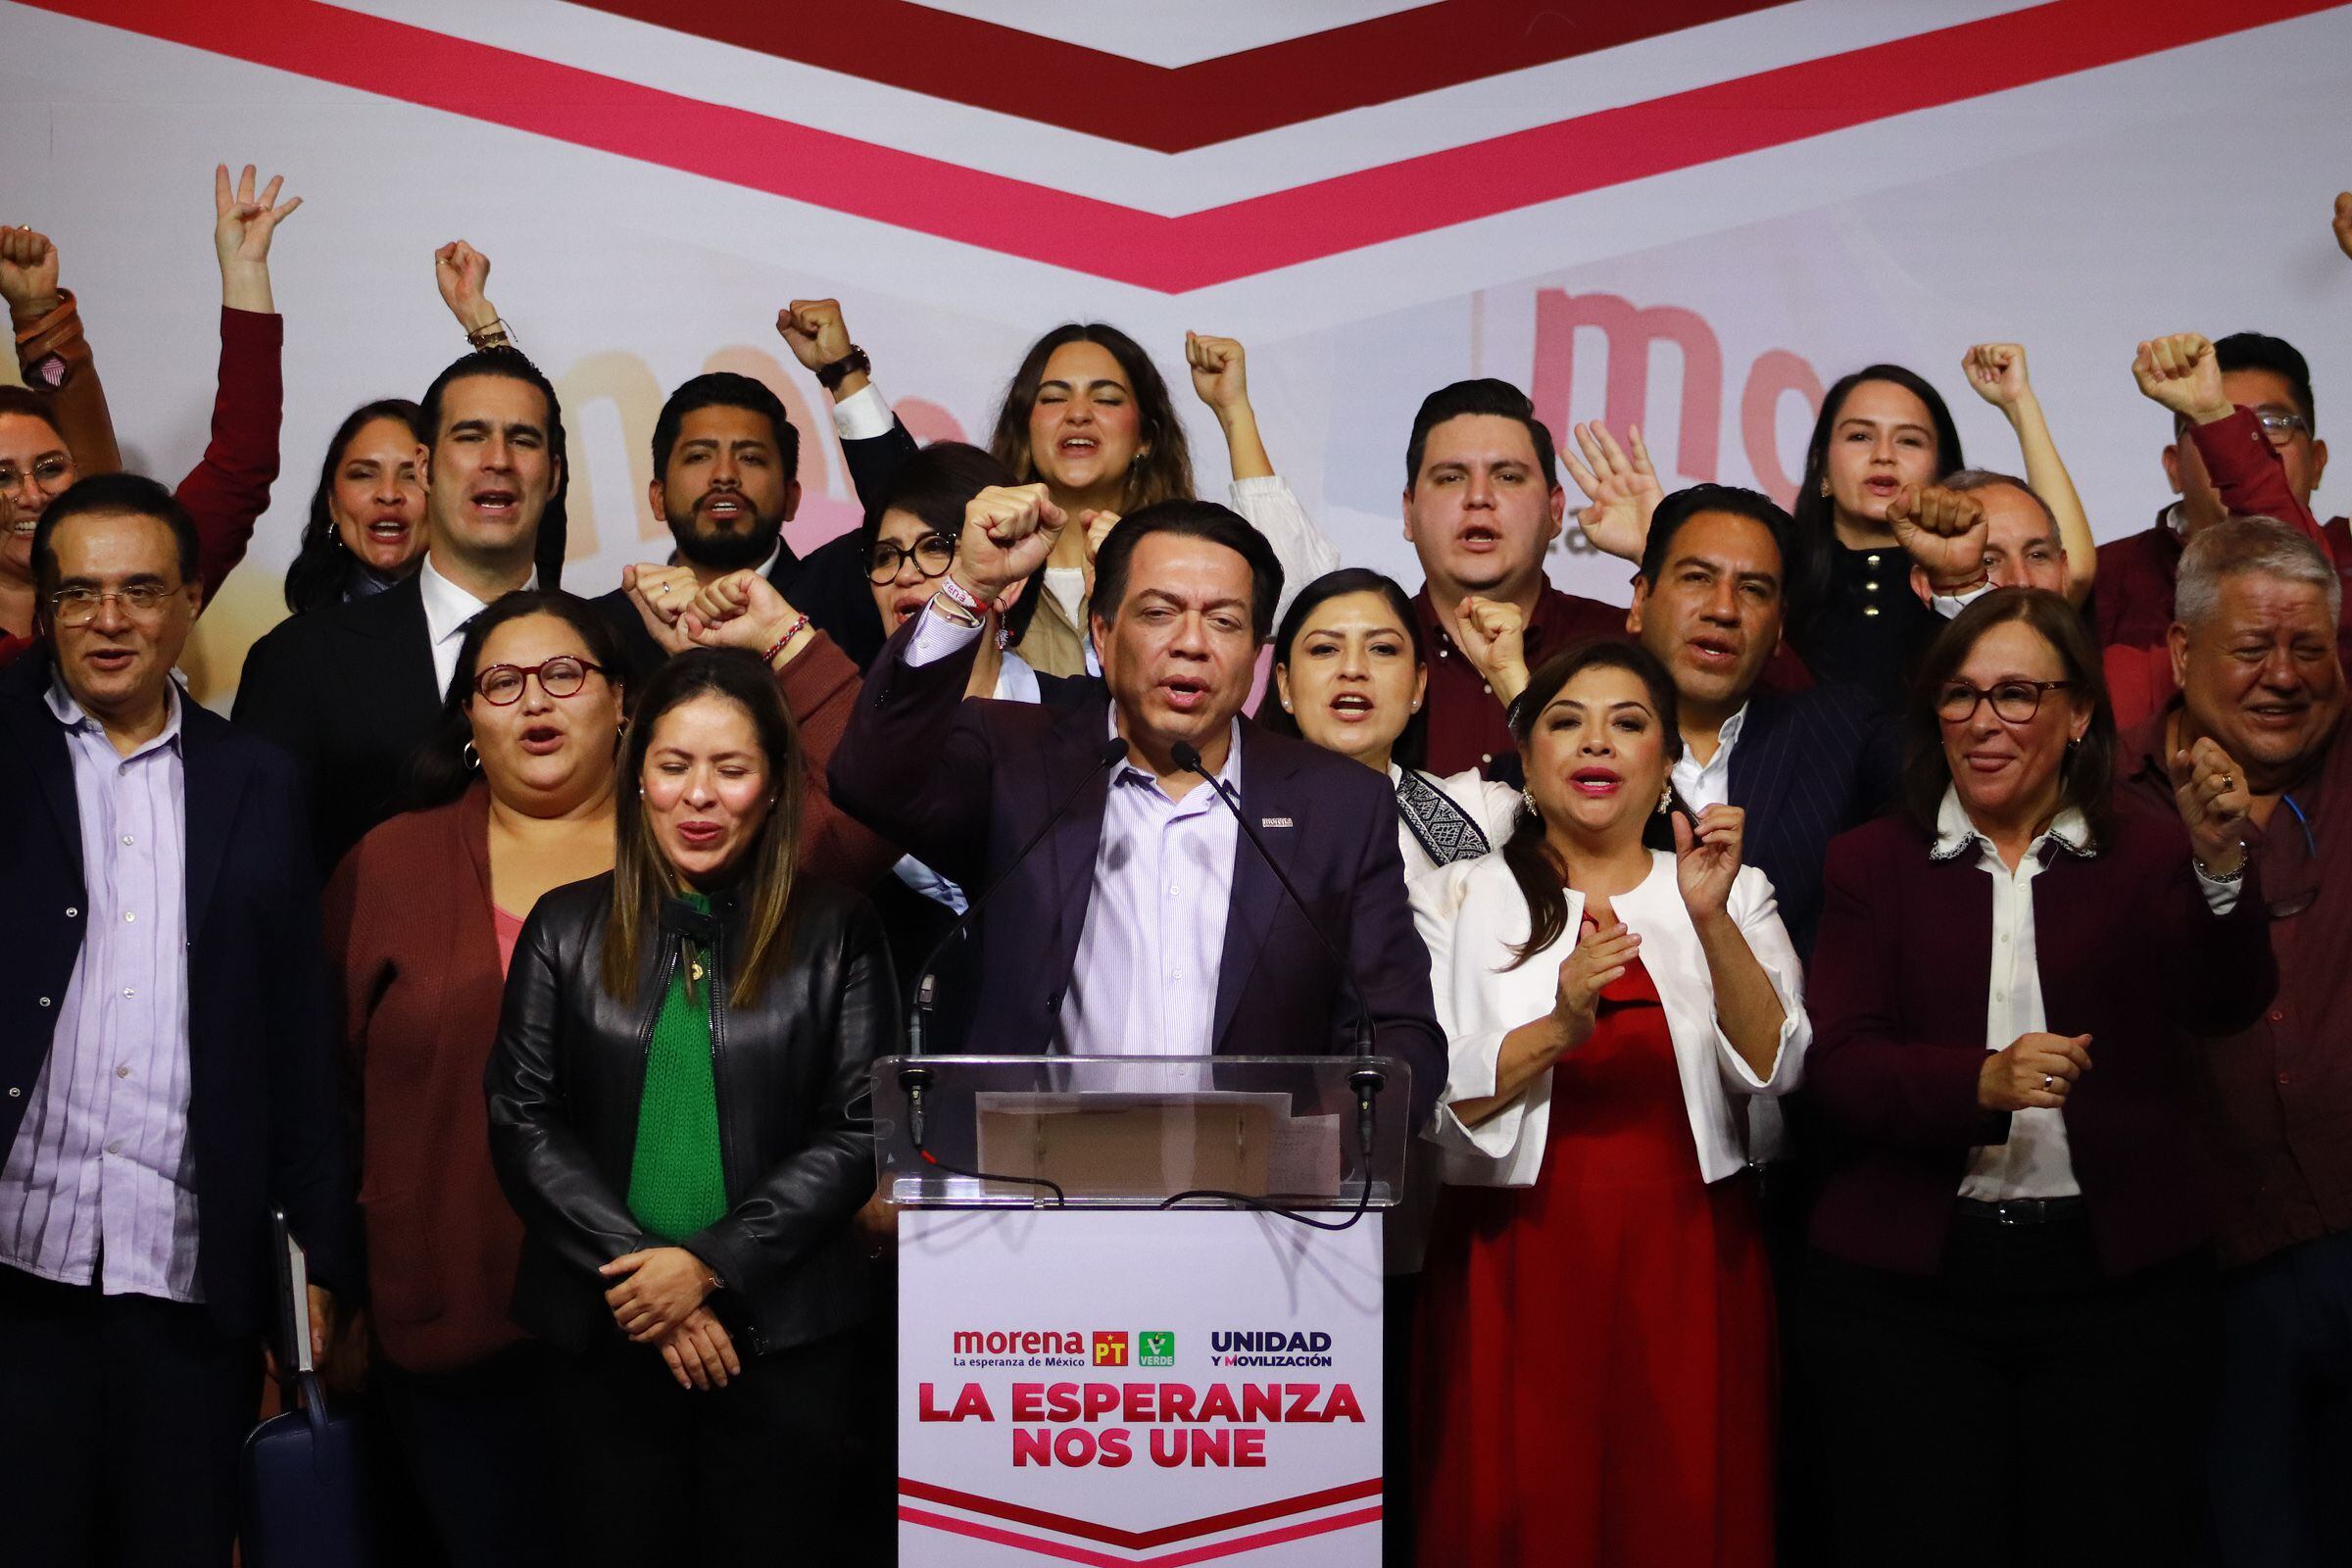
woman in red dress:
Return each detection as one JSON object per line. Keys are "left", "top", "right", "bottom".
{"left": 1412, "top": 640, "right": 1809, "bottom": 1566}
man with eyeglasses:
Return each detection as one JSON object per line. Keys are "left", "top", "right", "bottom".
{"left": 2113, "top": 514, "right": 2352, "bottom": 1568}
{"left": 0, "top": 472, "right": 353, "bottom": 1567}
{"left": 2102, "top": 331, "right": 2345, "bottom": 659}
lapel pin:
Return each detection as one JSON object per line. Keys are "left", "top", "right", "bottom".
{"left": 1260, "top": 816, "right": 1294, "bottom": 829}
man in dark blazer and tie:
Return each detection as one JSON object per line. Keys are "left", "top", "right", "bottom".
{"left": 1627, "top": 484, "right": 1896, "bottom": 958}
{"left": 829, "top": 485, "right": 1445, "bottom": 1129}
{"left": 0, "top": 475, "right": 353, "bottom": 1567}
{"left": 234, "top": 347, "right": 564, "bottom": 871}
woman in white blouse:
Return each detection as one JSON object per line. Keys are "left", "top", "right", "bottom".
{"left": 1411, "top": 638, "right": 1807, "bottom": 1568}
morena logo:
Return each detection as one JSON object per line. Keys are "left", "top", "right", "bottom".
{"left": 952, "top": 1329, "right": 1084, "bottom": 1357}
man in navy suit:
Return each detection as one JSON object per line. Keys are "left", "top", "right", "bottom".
{"left": 829, "top": 485, "right": 1444, "bottom": 1129}
{"left": 0, "top": 474, "right": 352, "bottom": 1567}
{"left": 1628, "top": 483, "right": 1895, "bottom": 958}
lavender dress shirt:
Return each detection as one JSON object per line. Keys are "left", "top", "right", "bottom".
{"left": 0, "top": 675, "right": 199, "bottom": 1301}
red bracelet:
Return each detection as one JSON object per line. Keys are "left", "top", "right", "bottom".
{"left": 762, "top": 614, "right": 811, "bottom": 665}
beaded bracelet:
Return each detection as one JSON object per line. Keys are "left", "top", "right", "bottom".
{"left": 762, "top": 613, "right": 811, "bottom": 666}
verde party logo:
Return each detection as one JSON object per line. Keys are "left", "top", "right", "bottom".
{"left": 1139, "top": 1331, "right": 1175, "bottom": 1368}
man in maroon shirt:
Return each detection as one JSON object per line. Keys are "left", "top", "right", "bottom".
{"left": 2114, "top": 515, "right": 2352, "bottom": 1568}
{"left": 1398, "top": 379, "right": 1623, "bottom": 778}
{"left": 2099, "top": 331, "right": 2342, "bottom": 652}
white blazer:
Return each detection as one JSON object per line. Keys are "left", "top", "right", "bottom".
{"left": 1416, "top": 851, "right": 1809, "bottom": 1187}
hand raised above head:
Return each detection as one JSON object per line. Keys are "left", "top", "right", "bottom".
{"left": 2333, "top": 191, "right": 2351, "bottom": 262}
{"left": 214, "top": 163, "right": 302, "bottom": 269}
{"left": 1185, "top": 331, "right": 1251, "bottom": 415}
{"left": 955, "top": 482, "right": 1065, "bottom": 606}
{"left": 1886, "top": 483, "right": 1988, "bottom": 590}
{"left": 1961, "top": 342, "right": 2033, "bottom": 411}
{"left": 2132, "top": 332, "right": 2230, "bottom": 424}
{"left": 432, "top": 239, "right": 496, "bottom": 331}
{"left": 0, "top": 224, "right": 60, "bottom": 319}
{"left": 778, "top": 298, "right": 854, "bottom": 372}
{"left": 1562, "top": 421, "right": 1661, "bottom": 564}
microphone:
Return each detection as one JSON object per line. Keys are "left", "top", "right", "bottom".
{"left": 1169, "top": 738, "right": 1390, "bottom": 1181}
{"left": 900, "top": 734, "right": 1131, "bottom": 1168}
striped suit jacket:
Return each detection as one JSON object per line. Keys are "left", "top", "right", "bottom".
{"left": 1726, "top": 682, "right": 1897, "bottom": 962}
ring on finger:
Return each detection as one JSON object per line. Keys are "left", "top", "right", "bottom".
{"left": 2041, "top": 1072, "right": 2054, "bottom": 1092}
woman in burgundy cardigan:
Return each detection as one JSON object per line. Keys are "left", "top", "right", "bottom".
{"left": 325, "top": 585, "right": 896, "bottom": 1565}
{"left": 1800, "top": 589, "right": 2274, "bottom": 1568}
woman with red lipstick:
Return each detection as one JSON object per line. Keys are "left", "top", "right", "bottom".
{"left": 981, "top": 323, "right": 1336, "bottom": 675}
{"left": 487, "top": 647, "right": 892, "bottom": 1559}
{"left": 1799, "top": 589, "right": 2275, "bottom": 1567}
{"left": 1413, "top": 640, "right": 1808, "bottom": 1567}
{"left": 282, "top": 399, "right": 430, "bottom": 613}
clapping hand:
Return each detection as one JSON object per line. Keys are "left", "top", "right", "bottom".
{"left": 2132, "top": 332, "right": 2231, "bottom": 425}
{"left": 433, "top": 240, "right": 497, "bottom": 334}
{"left": 956, "top": 483, "right": 1065, "bottom": 605}
{"left": 1562, "top": 421, "right": 1662, "bottom": 563}
{"left": 1886, "top": 483, "right": 1988, "bottom": 591}
{"left": 1453, "top": 595, "right": 1529, "bottom": 705}
{"left": 1672, "top": 803, "right": 1744, "bottom": 920}
{"left": 2169, "top": 735, "right": 2252, "bottom": 877}
{"left": 0, "top": 224, "right": 60, "bottom": 322}
{"left": 1553, "top": 918, "right": 1640, "bottom": 1050}
{"left": 1961, "top": 342, "right": 2034, "bottom": 413}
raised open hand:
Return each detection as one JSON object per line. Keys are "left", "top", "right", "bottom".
{"left": 1886, "top": 483, "right": 1988, "bottom": 590}
{"left": 0, "top": 225, "right": 60, "bottom": 319}
{"left": 1962, "top": 342, "right": 2033, "bottom": 412}
{"left": 2132, "top": 332, "right": 2230, "bottom": 424}
{"left": 1562, "top": 421, "right": 1661, "bottom": 564}
{"left": 214, "top": 164, "right": 302, "bottom": 269}
{"left": 2169, "top": 735, "right": 2252, "bottom": 877}
{"left": 432, "top": 240, "right": 497, "bottom": 332}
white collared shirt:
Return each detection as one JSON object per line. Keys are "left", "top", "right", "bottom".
{"left": 417, "top": 554, "right": 537, "bottom": 700}
{"left": 1933, "top": 787, "right": 2088, "bottom": 1201}
{"left": 1671, "top": 703, "right": 1748, "bottom": 812}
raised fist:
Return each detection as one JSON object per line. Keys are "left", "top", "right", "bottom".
{"left": 778, "top": 299, "right": 854, "bottom": 374}
{"left": 1886, "top": 483, "right": 1988, "bottom": 591}
{"left": 433, "top": 240, "right": 496, "bottom": 332}
{"left": 2132, "top": 333, "right": 2230, "bottom": 424}
{"left": 2169, "top": 734, "right": 2252, "bottom": 876}
{"left": 1562, "top": 420, "right": 1661, "bottom": 564}
{"left": 956, "top": 483, "right": 1066, "bottom": 605}
{"left": 214, "top": 164, "right": 302, "bottom": 270}
{"left": 0, "top": 224, "right": 60, "bottom": 319}
{"left": 1185, "top": 332, "right": 1250, "bottom": 416}
{"left": 1962, "top": 342, "right": 2033, "bottom": 412}
{"left": 1454, "top": 594, "right": 1529, "bottom": 704}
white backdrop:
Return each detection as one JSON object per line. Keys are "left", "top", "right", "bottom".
{"left": 2, "top": 0, "right": 2348, "bottom": 709}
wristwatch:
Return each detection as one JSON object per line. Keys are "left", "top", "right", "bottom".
{"left": 814, "top": 346, "right": 870, "bottom": 393}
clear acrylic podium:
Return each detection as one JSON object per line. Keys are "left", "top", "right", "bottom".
{"left": 880, "top": 1057, "right": 1408, "bottom": 1561}
{"left": 870, "top": 1054, "right": 1412, "bottom": 1209}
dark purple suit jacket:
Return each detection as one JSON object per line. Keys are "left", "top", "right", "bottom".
{"left": 827, "top": 616, "right": 1446, "bottom": 1129}
{"left": 1804, "top": 806, "right": 2275, "bottom": 1277}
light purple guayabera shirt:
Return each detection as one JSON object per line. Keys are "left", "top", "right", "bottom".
{"left": 0, "top": 674, "right": 200, "bottom": 1302}
{"left": 906, "top": 612, "right": 1239, "bottom": 1056}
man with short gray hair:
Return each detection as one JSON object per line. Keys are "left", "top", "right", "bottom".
{"left": 2116, "top": 514, "right": 2352, "bottom": 1568}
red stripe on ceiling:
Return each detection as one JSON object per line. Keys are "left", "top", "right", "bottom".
{"left": 564, "top": 0, "right": 1785, "bottom": 153}
{"left": 20, "top": 0, "right": 2349, "bottom": 292}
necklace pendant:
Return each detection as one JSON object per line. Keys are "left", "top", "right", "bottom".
{"left": 689, "top": 957, "right": 706, "bottom": 983}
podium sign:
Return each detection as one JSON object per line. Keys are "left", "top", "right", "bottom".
{"left": 898, "top": 1208, "right": 1384, "bottom": 1563}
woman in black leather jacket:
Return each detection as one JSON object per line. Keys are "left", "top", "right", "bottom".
{"left": 487, "top": 647, "right": 897, "bottom": 1557}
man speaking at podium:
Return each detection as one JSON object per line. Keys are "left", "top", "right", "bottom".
{"left": 831, "top": 483, "right": 1444, "bottom": 1129}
